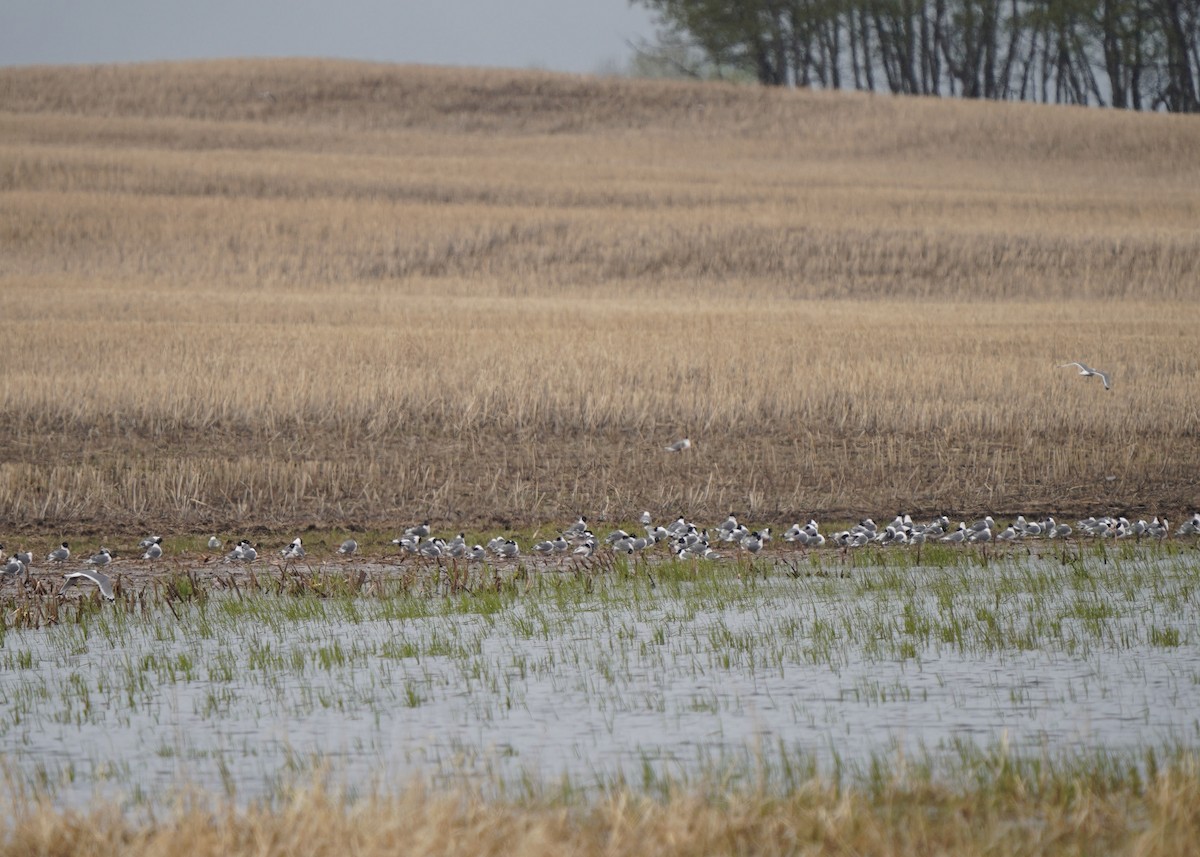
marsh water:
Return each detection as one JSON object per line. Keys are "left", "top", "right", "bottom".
{"left": 2, "top": 549, "right": 1198, "bottom": 807}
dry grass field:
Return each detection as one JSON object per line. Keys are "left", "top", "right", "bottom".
{"left": 2, "top": 59, "right": 1199, "bottom": 534}
{"left": 4, "top": 762, "right": 1200, "bottom": 857}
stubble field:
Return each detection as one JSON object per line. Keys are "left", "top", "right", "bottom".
{"left": 2, "top": 59, "right": 1199, "bottom": 536}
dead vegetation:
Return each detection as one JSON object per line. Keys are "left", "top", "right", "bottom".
{"left": 1, "top": 60, "right": 1198, "bottom": 533}
{"left": 3, "top": 759, "right": 1200, "bottom": 857}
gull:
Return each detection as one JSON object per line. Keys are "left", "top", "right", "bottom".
{"left": 208, "top": 536, "right": 223, "bottom": 550}
{"left": 61, "top": 568, "right": 115, "bottom": 601}
{"left": 640, "top": 511, "right": 652, "bottom": 526}
{"left": 48, "top": 542, "right": 71, "bottom": 563}
{"left": 13, "top": 549, "right": 32, "bottom": 567}
{"left": 789, "top": 529, "right": 823, "bottom": 547}
{"left": 487, "top": 536, "right": 508, "bottom": 555}
{"left": 138, "top": 535, "right": 162, "bottom": 549}
{"left": 405, "top": 521, "right": 431, "bottom": 539}
{"left": 1059, "top": 361, "right": 1112, "bottom": 390}
{"left": 573, "top": 538, "right": 597, "bottom": 558}
{"left": 1045, "top": 518, "right": 1072, "bottom": 539}
{"left": 418, "top": 538, "right": 445, "bottom": 558}
{"left": 337, "top": 539, "right": 358, "bottom": 556}
{"left": 469, "top": 544, "right": 487, "bottom": 561}
{"left": 393, "top": 534, "right": 421, "bottom": 553}
{"left": 240, "top": 543, "right": 258, "bottom": 563}
{"left": 564, "top": 516, "right": 588, "bottom": 537}
{"left": 996, "top": 526, "right": 1020, "bottom": 542}
{"left": 86, "top": 548, "right": 113, "bottom": 568}
{"left": 142, "top": 538, "right": 163, "bottom": 560}
{"left": 532, "top": 539, "right": 556, "bottom": 555}
{"left": 878, "top": 526, "right": 904, "bottom": 546}
{"left": 940, "top": 523, "right": 967, "bottom": 544}
{"left": 281, "top": 538, "right": 305, "bottom": 560}
{"left": 647, "top": 525, "right": 669, "bottom": 543}
{"left": 740, "top": 532, "right": 764, "bottom": 554}
{"left": 497, "top": 539, "right": 520, "bottom": 559}
{"left": 3, "top": 555, "right": 27, "bottom": 580}
{"left": 612, "top": 535, "right": 636, "bottom": 554}
{"left": 664, "top": 438, "right": 691, "bottom": 453}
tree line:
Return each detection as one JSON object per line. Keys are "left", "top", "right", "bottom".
{"left": 632, "top": 0, "right": 1200, "bottom": 111}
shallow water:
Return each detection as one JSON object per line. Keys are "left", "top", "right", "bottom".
{"left": 2, "top": 551, "right": 1199, "bottom": 807}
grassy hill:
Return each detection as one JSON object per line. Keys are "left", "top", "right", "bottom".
{"left": 1, "top": 59, "right": 1198, "bottom": 532}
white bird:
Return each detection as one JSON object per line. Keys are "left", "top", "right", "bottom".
{"left": 86, "top": 548, "right": 112, "bottom": 568}
{"left": 142, "top": 538, "right": 163, "bottom": 560}
{"left": 393, "top": 534, "right": 421, "bottom": 552}
{"left": 418, "top": 538, "right": 445, "bottom": 558}
{"left": 281, "top": 538, "right": 305, "bottom": 560}
{"left": 405, "top": 521, "right": 431, "bottom": 539}
{"left": 941, "top": 523, "right": 968, "bottom": 544}
{"left": 208, "top": 536, "right": 223, "bottom": 550}
{"left": 469, "top": 544, "right": 487, "bottom": 561}
{"left": 666, "top": 516, "right": 689, "bottom": 535}
{"left": 1059, "top": 361, "right": 1112, "bottom": 390}
{"left": 969, "top": 527, "right": 992, "bottom": 543}
{"left": 337, "top": 539, "right": 358, "bottom": 556}
{"left": 12, "top": 548, "right": 32, "bottom": 567}
{"left": 640, "top": 511, "right": 652, "bottom": 526}
{"left": 48, "top": 542, "right": 70, "bottom": 563}
{"left": 996, "top": 526, "right": 1020, "bottom": 542}
{"left": 3, "top": 556, "right": 26, "bottom": 580}
{"left": 664, "top": 438, "right": 691, "bottom": 453}
{"left": 138, "top": 535, "right": 162, "bottom": 549}
{"left": 61, "top": 568, "right": 115, "bottom": 601}
{"left": 241, "top": 543, "right": 258, "bottom": 562}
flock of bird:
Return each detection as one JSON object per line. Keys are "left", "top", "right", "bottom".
{"left": 4, "top": 505, "right": 1197, "bottom": 602}
{"left": 0, "top": 358, "right": 1128, "bottom": 601}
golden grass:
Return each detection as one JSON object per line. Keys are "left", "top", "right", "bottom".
{"left": 4, "top": 759, "right": 1200, "bottom": 857}
{"left": 2, "top": 59, "right": 1199, "bottom": 531}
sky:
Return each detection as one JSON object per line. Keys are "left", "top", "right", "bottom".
{"left": 1, "top": 1, "right": 661, "bottom": 75}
